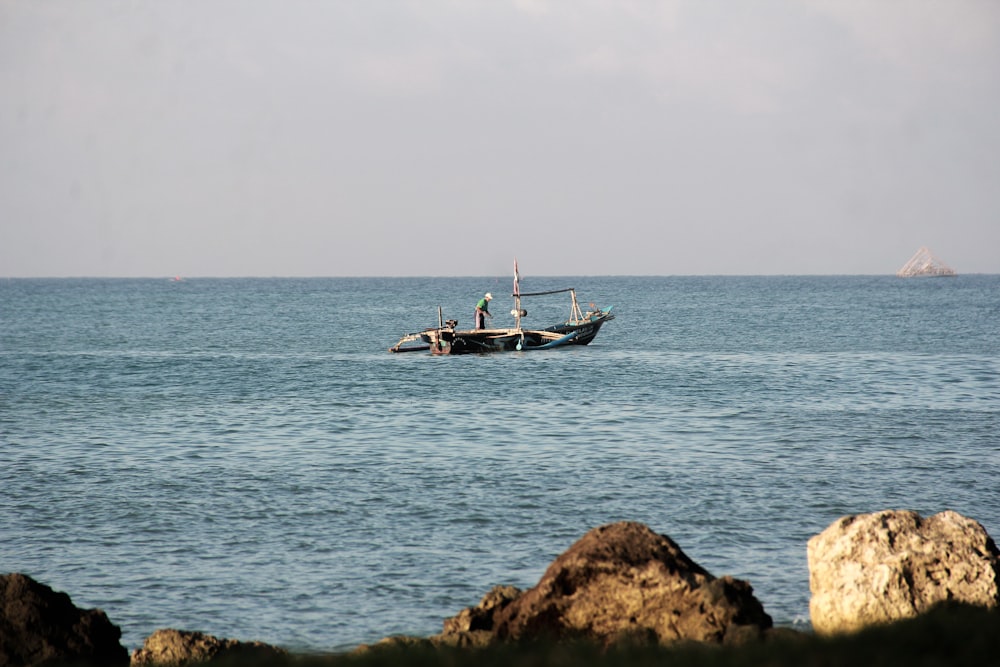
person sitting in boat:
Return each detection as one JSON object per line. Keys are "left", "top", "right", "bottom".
{"left": 475, "top": 293, "right": 493, "bottom": 329}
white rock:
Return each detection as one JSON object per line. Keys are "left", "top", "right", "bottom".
{"left": 808, "top": 510, "right": 999, "bottom": 635}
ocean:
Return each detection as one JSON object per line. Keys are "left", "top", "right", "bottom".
{"left": 2, "top": 275, "right": 998, "bottom": 653}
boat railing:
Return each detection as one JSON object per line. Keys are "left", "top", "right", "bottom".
{"left": 509, "top": 287, "right": 586, "bottom": 329}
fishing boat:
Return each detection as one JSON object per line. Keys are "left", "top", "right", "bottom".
{"left": 389, "top": 262, "right": 614, "bottom": 355}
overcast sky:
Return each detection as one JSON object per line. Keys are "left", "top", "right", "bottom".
{"left": 2, "top": 0, "right": 998, "bottom": 277}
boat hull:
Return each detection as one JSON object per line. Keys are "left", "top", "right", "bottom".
{"left": 407, "top": 309, "right": 613, "bottom": 355}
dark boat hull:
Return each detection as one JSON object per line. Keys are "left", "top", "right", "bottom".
{"left": 416, "top": 309, "right": 613, "bottom": 355}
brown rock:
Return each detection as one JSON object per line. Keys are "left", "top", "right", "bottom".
{"left": 491, "top": 521, "right": 772, "bottom": 645}
{"left": 0, "top": 572, "right": 128, "bottom": 666}
{"left": 436, "top": 585, "right": 522, "bottom": 647}
{"left": 129, "top": 629, "right": 286, "bottom": 666}
{"left": 808, "top": 509, "right": 1000, "bottom": 635}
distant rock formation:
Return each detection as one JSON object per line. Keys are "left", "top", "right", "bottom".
{"left": 130, "top": 629, "right": 287, "bottom": 666}
{"left": 896, "top": 246, "right": 956, "bottom": 277}
{"left": 808, "top": 510, "right": 1000, "bottom": 635}
{"left": 435, "top": 521, "right": 772, "bottom": 647}
{"left": 0, "top": 572, "right": 128, "bottom": 666}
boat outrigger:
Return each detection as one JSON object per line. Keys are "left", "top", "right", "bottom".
{"left": 389, "top": 262, "right": 614, "bottom": 355}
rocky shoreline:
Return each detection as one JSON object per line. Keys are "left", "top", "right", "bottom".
{"left": 2, "top": 510, "right": 998, "bottom": 666}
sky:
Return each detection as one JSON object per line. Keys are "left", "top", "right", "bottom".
{"left": 2, "top": 0, "right": 998, "bottom": 277}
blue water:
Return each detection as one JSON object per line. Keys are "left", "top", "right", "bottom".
{"left": 2, "top": 275, "right": 998, "bottom": 653}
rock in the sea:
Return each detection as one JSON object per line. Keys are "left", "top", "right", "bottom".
{"left": 0, "top": 572, "right": 128, "bottom": 666}
{"left": 354, "top": 586, "right": 523, "bottom": 654}
{"left": 130, "top": 629, "right": 286, "bottom": 666}
{"left": 808, "top": 509, "right": 1000, "bottom": 635}
{"left": 491, "top": 521, "right": 772, "bottom": 645}
{"left": 437, "top": 585, "right": 522, "bottom": 647}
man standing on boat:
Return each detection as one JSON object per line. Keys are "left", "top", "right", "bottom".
{"left": 475, "top": 293, "right": 493, "bottom": 329}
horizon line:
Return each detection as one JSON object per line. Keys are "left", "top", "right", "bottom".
{"left": 2, "top": 272, "right": 995, "bottom": 280}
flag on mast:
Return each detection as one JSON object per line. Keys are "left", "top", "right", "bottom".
{"left": 513, "top": 258, "right": 520, "bottom": 296}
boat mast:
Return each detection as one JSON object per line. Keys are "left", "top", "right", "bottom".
{"left": 570, "top": 289, "right": 583, "bottom": 324}
{"left": 513, "top": 258, "right": 522, "bottom": 332}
